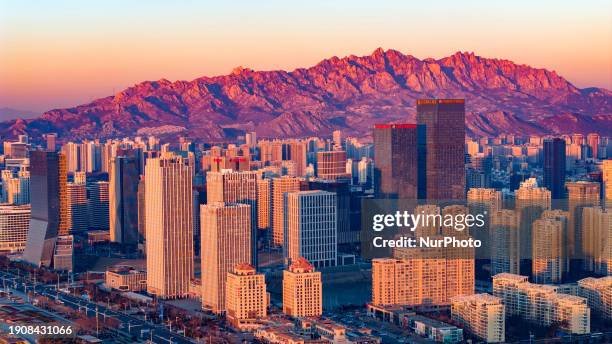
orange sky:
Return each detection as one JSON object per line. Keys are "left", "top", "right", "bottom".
{"left": 1, "top": 1, "right": 610, "bottom": 113}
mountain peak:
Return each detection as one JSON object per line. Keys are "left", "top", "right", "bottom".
{"left": 2, "top": 49, "right": 609, "bottom": 141}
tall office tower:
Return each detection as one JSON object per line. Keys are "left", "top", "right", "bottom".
{"left": 586, "top": 133, "right": 600, "bottom": 159}
{"left": 493, "top": 273, "right": 591, "bottom": 334}
{"left": 604, "top": 160, "right": 612, "bottom": 201}
{"left": 206, "top": 170, "right": 258, "bottom": 265}
{"left": 288, "top": 140, "right": 307, "bottom": 177}
{"left": 567, "top": 181, "right": 600, "bottom": 266}
{"left": 137, "top": 177, "right": 146, "bottom": 249}
{"left": 66, "top": 182, "right": 88, "bottom": 232}
{"left": 578, "top": 276, "right": 612, "bottom": 320}
{"left": 543, "top": 138, "right": 566, "bottom": 199}
{"left": 416, "top": 99, "right": 466, "bottom": 200}
{"left": 284, "top": 190, "right": 337, "bottom": 268}
{"left": 282, "top": 257, "right": 322, "bottom": 317}
{"left": 23, "top": 151, "right": 69, "bottom": 268}
{"left": 532, "top": 217, "right": 564, "bottom": 284}
{"left": 332, "top": 130, "right": 342, "bottom": 150}
{"left": 371, "top": 255, "right": 474, "bottom": 306}
{"left": 200, "top": 203, "right": 252, "bottom": 313}
{"left": 308, "top": 179, "right": 354, "bottom": 245}
{"left": 316, "top": 151, "right": 350, "bottom": 180}
{"left": 582, "top": 207, "right": 612, "bottom": 275}
{"left": 450, "top": 294, "right": 505, "bottom": 343}
{"left": 515, "top": 178, "right": 551, "bottom": 273}
{"left": 0, "top": 205, "right": 30, "bottom": 253}
{"left": 225, "top": 264, "right": 267, "bottom": 329}
{"left": 272, "top": 176, "right": 303, "bottom": 246}
{"left": 373, "top": 123, "right": 423, "bottom": 199}
{"left": 88, "top": 181, "right": 109, "bottom": 230}
{"left": 257, "top": 179, "right": 271, "bottom": 231}
{"left": 109, "top": 153, "right": 139, "bottom": 245}
{"left": 490, "top": 209, "right": 519, "bottom": 275}
{"left": 45, "top": 133, "right": 57, "bottom": 152}
{"left": 145, "top": 156, "right": 194, "bottom": 299}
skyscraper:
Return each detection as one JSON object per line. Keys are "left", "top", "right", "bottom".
{"left": 206, "top": 170, "right": 258, "bottom": 266}
{"left": 373, "top": 123, "right": 423, "bottom": 199}
{"left": 66, "top": 182, "right": 88, "bottom": 232}
{"left": 145, "top": 156, "right": 194, "bottom": 299}
{"left": 272, "top": 176, "right": 303, "bottom": 246}
{"left": 284, "top": 190, "right": 337, "bottom": 268}
{"left": 416, "top": 99, "right": 466, "bottom": 200}
{"left": 88, "top": 181, "right": 109, "bottom": 230}
{"left": 109, "top": 152, "right": 140, "bottom": 245}
{"left": 603, "top": 160, "right": 612, "bottom": 201}
{"left": 23, "top": 151, "right": 69, "bottom": 268}
{"left": 282, "top": 257, "right": 322, "bottom": 317}
{"left": 200, "top": 202, "right": 252, "bottom": 313}
{"left": 543, "top": 138, "right": 566, "bottom": 199}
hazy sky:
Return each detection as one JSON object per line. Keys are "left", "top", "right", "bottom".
{"left": 1, "top": 0, "right": 611, "bottom": 113}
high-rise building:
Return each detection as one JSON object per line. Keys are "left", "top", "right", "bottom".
{"left": 0, "top": 204, "right": 30, "bottom": 254}
{"left": 604, "top": 160, "right": 612, "bottom": 201}
{"left": 450, "top": 294, "right": 505, "bottom": 343}
{"left": 200, "top": 202, "right": 252, "bottom": 313}
{"left": 137, "top": 177, "right": 146, "bottom": 248}
{"left": 45, "top": 133, "right": 57, "bottom": 152}
{"left": 371, "top": 255, "right": 474, "bottom": 306}
{"left": 578, "top": 276, "right": 612, "bottom": 320}
{"left": 581, "top": 207, "right": 612, "bottom": 275}
{"left": 515, "top": 178, "right": 551, "bottom": 273}
{"left": 282, "top": 257, "right": 322, "bottom": 318}
{"left": 88, "top": 181, "right": 109, "bottom": 229}
{"left": 23, "top": 151, "right": 69, "bottom": 268}
{"left": 1, "top": 170, "right": 30, "bottom": 205}
{"left": 66, "top": 182, "right": 89, "bottom": 232}
{"left": 257, "top": 179, "right": 271, "bottom": 231}
{"left": 225, "top": 263, "right": 267, "bottom": 329}
{"left": 416, "top": 99, "right": 466, "bottom": 200}
{"left": 490, "top": 209, "right": 519, "bottom": 275}
{"left": 206, "top": 170, "right": 258, "bottom": 265}
{"left": 316, "top": 151, "right": 350, "bottom": 180}
{"left": 272, "top": 176, "right": 303, "bottom": 246}
{"left": 543, "top": 138, "right": 566, "bottom": 199}
{"left": 145, "top": 156, "right": 194, "bottom": 299}
{"left": 532, "top": 214, "right": 565, "bottom": 284}
{"left": 493, "top": 273, "right": 590, "bottom": 334}
{"left": 373, "top": 123, "right": 423, "bottom": 199}
{"left": 308, "top": 179, "right": 355, "bottom": 245}
{"left": 284, "top": 190, "right": 337, "bottom": 268}
{"left": 109, "top": 153, "right": 140, "bottom": 245}
{"left": 566, "top": 181, "right": 600, "bottom": 270}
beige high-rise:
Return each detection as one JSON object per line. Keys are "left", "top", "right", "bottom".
{"left": 567, "top": 181, "right": 600, "bottom": 261}
{"left": 207, "top": 170, "right": 258, "bottom": 265}
{"left": 603, "top": 160, "right": 612, "bottom": 201}
{"left": 490, "top": 209, "right": 519, "bottom": 275}
{"left": 200, "top": 202, "right": 252, "bottom": 313}
{"left": 532, "top": 215, "right": 565, "bottom": 284}
{"left": 145, "top": 156, "right": 194, "bottom": 299}
{"left": 371, "top": 255, "right": 474, "bottom": 306}
{"left": 257, "top": 179, "right": 271, "bottom": 231}
{"left": 582, "top": 207, "right": 612, "bottom": 274}
{"left": 282, "top": 257, "right": 322, "bottom": 317}
{"left": 451, "top": 294, "right": 505, "bottom": 343}
{"left": 226, "top": 263, "right": 267, "bottom": 328}
{"left": 272, "top": 176, "right": 302, "bottom": 246}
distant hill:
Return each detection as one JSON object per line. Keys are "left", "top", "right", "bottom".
{"left": 1, "top": 49, "right": 610, "bottom": 141}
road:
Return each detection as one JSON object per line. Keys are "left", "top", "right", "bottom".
{"left": 0, "top": 270, "right": 197, "bottom": 344}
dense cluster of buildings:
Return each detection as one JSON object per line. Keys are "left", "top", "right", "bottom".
{"left": 1, "top": 98, "right": 611, "bottom": 342}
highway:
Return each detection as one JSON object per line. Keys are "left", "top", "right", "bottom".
{"left": 0, "top": 270, "right": 197, "bottom": 344}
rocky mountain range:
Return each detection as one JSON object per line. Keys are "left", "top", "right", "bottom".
{"left": 1, "top": 48, "right": 610, "bottom": 142}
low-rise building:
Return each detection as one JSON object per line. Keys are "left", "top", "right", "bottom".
{"left": 451, "top": 293, "right": 505, "bottom": 343}
{"left": 105, "top": 266, "right": 147, "bottom": 292}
